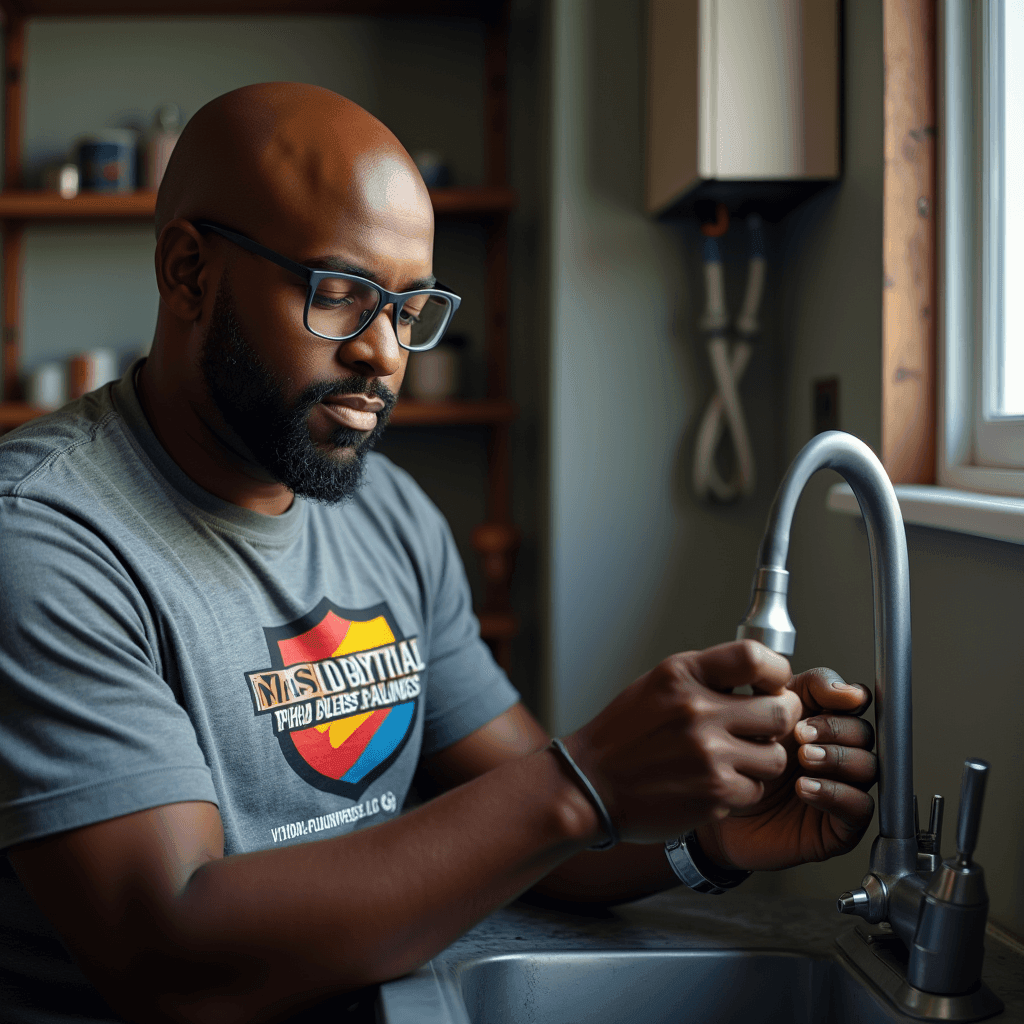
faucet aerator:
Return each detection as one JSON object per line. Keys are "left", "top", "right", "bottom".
{"left": 736, "top": 566, "right": 796, "bottom": 655}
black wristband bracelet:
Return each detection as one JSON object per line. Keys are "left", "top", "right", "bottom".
{"left": 549, "top": 739, "right": 619, "bottom": 851}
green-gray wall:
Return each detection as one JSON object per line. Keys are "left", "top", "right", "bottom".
{"left": 544, "top": 0, "right": 1024, "bottom": 933}
{"left": 768, "top": 0, "right": 1024, "bottom": 934}
{"left": 545, "top": 0, "right": 783, "bottom": 734}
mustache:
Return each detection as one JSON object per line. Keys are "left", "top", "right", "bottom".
{"left": 300, "top": 375, "right": 398, "bottom": 410}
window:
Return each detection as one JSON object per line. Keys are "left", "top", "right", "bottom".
{"left": 940, "top": 0, "right": 1024, "bottom": 494}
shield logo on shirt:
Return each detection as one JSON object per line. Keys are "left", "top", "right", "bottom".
{"left": 246, "top": 598, "right": 423, "bottom": 799}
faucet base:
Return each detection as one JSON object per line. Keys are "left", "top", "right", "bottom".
{"left": 836, "top": 923, "right": 1004, "bottom": 1022}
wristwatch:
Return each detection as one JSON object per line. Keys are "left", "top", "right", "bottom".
{"left": 664, "top": 831, "right": 751, "bottom": 895}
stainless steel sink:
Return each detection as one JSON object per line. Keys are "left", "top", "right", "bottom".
{"left": 374, "top": 892, "right": 1021, "bottom": 1024}
{"left": 445, "top": 949, "right": 906, "bottom": 1024}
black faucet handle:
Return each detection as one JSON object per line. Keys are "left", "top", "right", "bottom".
{"left": 927, "top": 794, "right": 944, "bottom": 852}
{"left": 914, "top": 793, "right": 945, "bottom": 873}
{"left": 956, "top": 758, "right": 990, "bottom": 867}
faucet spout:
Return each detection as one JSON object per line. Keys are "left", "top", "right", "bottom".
{"left": 736, "top": 430, "right": 915, "bottom": 874}
{"left": 750, "top": 433, "right": 1005, "bottom": 1015}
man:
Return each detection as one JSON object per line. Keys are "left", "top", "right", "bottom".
{"left": 0, "top": 84, "right": 876, "bottom": 1023}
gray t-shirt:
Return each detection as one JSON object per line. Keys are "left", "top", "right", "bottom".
{"left": 0, "top": 365, "right": 519, "bottom": 1021}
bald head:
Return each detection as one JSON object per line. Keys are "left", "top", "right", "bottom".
{"left": 155, "top": 83, "right": 432, "bottom": 249}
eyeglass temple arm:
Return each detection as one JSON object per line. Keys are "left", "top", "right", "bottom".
{"left": 193, "top": 221, "right": 312, "bottom": 282}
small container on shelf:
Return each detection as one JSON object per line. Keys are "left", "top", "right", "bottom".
{"left": 24, "top": 362, "right": 66, "bottom": 410}
{"left": 40, "top": 162, "right": 80, "bottom": 199}
{"left": 412, "top": 149, "right": 453, "bottom": 187}
{"left": 404, "top": 333, "right": 467, "bottom": 402}
{"left": 141, "top": 104, "right": 183, "bottom": 189}
{"left": 68, "top": 349, "right": 119, "bottom": 399}
{"left": 76, "top": 130, "right": 137, "bottom": 193}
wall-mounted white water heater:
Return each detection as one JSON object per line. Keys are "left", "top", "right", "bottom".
{"left": 647, "top": 0, "right": 841, "bottom": 218}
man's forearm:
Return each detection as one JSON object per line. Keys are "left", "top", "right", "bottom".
{"left": 91, "top": 748, "right": 596, "bottom": 1024}
{"left": 529, "top": 841, "right": 680, "bottom": 907}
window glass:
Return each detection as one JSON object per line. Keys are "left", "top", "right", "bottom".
{"left": 1001, "top": 0, "right": 1023, "bottom": 416}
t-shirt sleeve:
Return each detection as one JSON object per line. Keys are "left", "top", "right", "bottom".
{"left": 379, "top": 466, "right": 521, "bottom": 757}
{"left": 0, "top": 496, "right": 217, "bottom": 850}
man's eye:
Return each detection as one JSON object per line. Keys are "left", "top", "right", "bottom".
{"left": 312, "top": 292, "right": 355, "bottom": 310}
{"left": 399, "top": 305, "right": 424, "bottom": 326}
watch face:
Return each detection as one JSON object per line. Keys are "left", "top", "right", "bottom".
{"left": 665, "top": 838, "right": 703, "bottom": 889}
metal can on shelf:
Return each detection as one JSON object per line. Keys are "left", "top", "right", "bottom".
{"left": 76, "top": 130, "right": 136, "bottom": 192}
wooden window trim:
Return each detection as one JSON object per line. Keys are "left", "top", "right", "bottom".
{"left": 882, "top": 0, "right": 937, "bottom": 484}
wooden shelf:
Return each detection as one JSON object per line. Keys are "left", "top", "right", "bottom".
{"left": 0, "top": 186, "right": 517, "bottom": 223}
{"left": 476, "top": 610, "right": 518, "bottom": 641}
{"left": 0, "top": 190, "right": 158, "bottom": 220}
{"left": 0, "top": 1, "right": 501, "bottom": 17}
{"left": 390, "top": 398, "right": 516, "bottom": 426}
{"left": 428, "top": 186, "right": 517, "bottom": 216}
{"left": 0, "top": 401, "right": 44, "bottom": 429}
{"left": 0, "top": 398, "right": 517, "bottom": 431}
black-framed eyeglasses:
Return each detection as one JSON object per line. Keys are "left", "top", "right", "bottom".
{"left": 193, "top": 220, "right": 461, "bottom": 352}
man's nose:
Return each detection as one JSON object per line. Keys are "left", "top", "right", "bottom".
{"left": 337, "top": 303, "right": 403, "bottom": 379}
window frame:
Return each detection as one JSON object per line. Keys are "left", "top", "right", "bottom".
{"left": 938, "top": 0, "right": 1024, "bottom": 494}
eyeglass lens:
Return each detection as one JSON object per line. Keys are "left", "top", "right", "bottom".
{"left": 310, "top": 279, "right": 452, "bottom": 350}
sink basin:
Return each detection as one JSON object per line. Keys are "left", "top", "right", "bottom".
{"left": 449, "top": 950, "right": 904, "bottom": 1024}
{"left": 374, "top": 893, "right": 1020, "bottom": 1024}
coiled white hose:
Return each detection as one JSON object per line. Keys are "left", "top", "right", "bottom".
{"left": 692, "top": 216, "right": 766, "bottom": 503}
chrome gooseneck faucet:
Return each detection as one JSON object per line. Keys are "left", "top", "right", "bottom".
{"left": 737, "top": 431, "right": 1002, "bottom": 1021}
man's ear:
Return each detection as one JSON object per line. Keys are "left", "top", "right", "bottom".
{"left": 155, "top": 219, "right": 210, "bottom": 321}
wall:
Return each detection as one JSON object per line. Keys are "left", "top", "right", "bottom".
{"left": 544, "top": 0, "right": 783, "bottom": 734}
{"left": 744, "top": 0, "right": 1024, "bottom": 937}
{"left": 505, "top": 0, "right": 547, "bottom": 709}
{"left": 543, "top": 0, "right": 1023, "bottom": 935}
{"left": 737, "top": 0, "right": 884, "bottom": 901}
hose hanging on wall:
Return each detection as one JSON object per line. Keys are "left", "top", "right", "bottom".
{"left": 692, "top": 210, "right": 766, "bottom": 502}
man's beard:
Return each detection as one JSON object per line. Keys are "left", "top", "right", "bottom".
{"left": 200, "top": 278, "right": 396, "bottom": 505}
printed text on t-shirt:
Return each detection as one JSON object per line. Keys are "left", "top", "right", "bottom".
{"left": 269, "top": 791, "right": 397, "bottom": 842}
{"left": 246, "top": 637, "right": 426, "bottom": 735}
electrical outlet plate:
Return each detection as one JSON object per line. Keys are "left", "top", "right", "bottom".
{"left": 814, "top": 377, "right": 839, "bottom": 434}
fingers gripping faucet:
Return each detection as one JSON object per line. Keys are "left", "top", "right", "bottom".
{"left": 692, "top": 209, "right": 766, "bottom": 503}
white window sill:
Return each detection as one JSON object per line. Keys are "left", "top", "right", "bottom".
{"left": 826, "top": 483, "right": 1024, "bottom": 546}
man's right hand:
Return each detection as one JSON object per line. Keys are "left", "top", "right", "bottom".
{"left": 560, "top": 640, "right": 802, "bottom": 845}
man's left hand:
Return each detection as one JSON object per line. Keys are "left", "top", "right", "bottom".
{"left": 695, "top": 667, "right": 877, "bottom": 872}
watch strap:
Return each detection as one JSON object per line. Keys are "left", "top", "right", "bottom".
{"left": 664, "top": 831, "right": 751, "bottom": 895}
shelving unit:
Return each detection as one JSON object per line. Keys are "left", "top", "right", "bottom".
{"left": 0, "top": 0, "right": 520, "bottom": 668}
{"left": 0, "top": 184, "right": 518, "bottom": 220}
{"left": 0, "top": 395, "right": 519, "bottom": 431}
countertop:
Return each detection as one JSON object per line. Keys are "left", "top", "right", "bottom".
{"left": 377, "top": 889, "right": 1024, "bottom": 1023}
